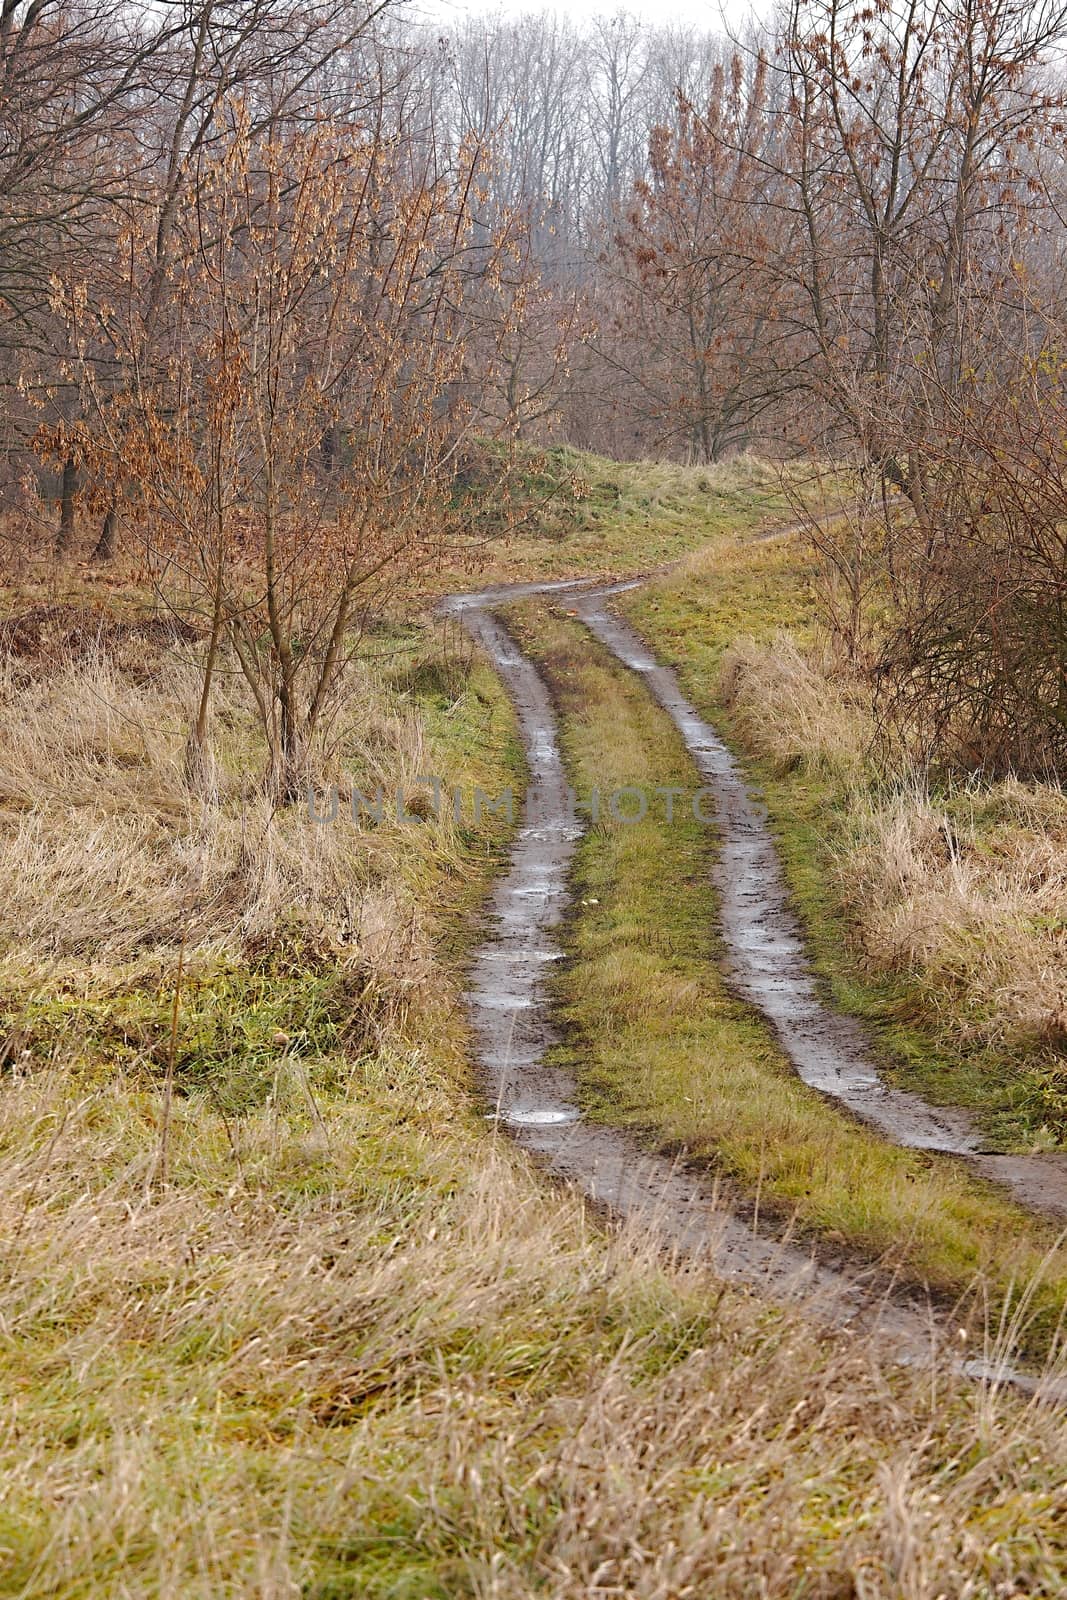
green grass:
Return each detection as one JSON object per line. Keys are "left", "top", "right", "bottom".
{"left": 621, "top": 535, "right": 1067, "bottom": 1150}
{"left": 428, "top": 447, "right": 826, "bottom": 590}
{"left": 508, "top": 598, "right": 1067, "bottom": 1355}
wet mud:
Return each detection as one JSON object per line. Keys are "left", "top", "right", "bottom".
{"left": 441, "top": 579, "right": 1067, "bottom": 1394}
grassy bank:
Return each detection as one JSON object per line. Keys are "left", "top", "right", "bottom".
{"left": 511, "top": 599, "right": 1067, "bottom": 1353}
{"left": 432, "top": 447, "right": 815, "bottom": 588}
{"left": 622, "top": 532, "right": 1067, "bottom": 1153}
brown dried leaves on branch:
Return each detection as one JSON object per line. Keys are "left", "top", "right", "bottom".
{"left": 46, "top": 106, "right": 538, "bottom": 800}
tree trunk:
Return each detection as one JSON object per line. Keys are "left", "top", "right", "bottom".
{"left": 90, "top": 500, "right": 118, "bottom": 564}
{"left": 55, "top": 457, "right": 78, "bottom": 557}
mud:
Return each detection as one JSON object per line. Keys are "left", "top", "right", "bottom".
{"left": 573, "top": 582, "right": 1067, "bottom": 1221}
{"left": 441, "top": 578, "right": 1067, "bottom": 1396}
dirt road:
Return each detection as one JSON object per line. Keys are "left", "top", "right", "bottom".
{"left": 441, "top": 575, "right": 1067, "bottom": 1392}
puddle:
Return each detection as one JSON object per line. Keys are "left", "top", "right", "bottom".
{"left": 502, "top": 1108, "right": 581, "bottom": 1127}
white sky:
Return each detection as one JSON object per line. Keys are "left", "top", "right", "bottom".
{"left": 415, "top": 0, "right": 768, "bottom": 39}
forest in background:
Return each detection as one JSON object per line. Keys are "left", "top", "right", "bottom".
{"left": 8, "top": 0, "right": 1067, "bottom": 782}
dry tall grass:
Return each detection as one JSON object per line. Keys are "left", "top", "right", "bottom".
{"left": 0, "top": 644, "right": 440, "bottom": 957}
{"left": 4, "top": 1043, "right": 1067, "bottom": 1597}
{"left": 719, "top": 633, "right": 872, "bottom": 785}
{"left": 2, "top": 604, "right": 1067, "bottom": 1594}
{"left": 720, "top": 634, "right": 1067, "bottom": 1062}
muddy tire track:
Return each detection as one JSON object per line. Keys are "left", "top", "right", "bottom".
{"left": 441, "top": 579, "right": 1067, "bottom": 1394}
{"left": 573, "top": 582, "right": 1067, "bottom": 1222}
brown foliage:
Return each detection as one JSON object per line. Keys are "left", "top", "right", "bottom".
{"left": 48, "top": 106, "right": 538, "bottom": 797}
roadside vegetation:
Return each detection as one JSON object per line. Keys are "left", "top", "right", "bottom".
{"left": 434, "top": 447, "right": 805, "bottom": 588}
{"left": 623, "top": 532, "right": 1067, "bottom": 1153}
{"left": 2, "top": 463, "right": 1067, "bottom": 1594}
{"left": 512, "top": 598, "right": 1067, "bottom": 1355}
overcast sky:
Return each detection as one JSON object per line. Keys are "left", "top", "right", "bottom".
{"left": 414, "top": 0, "right": 769, "bottom": 38}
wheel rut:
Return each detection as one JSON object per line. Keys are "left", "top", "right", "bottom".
{"left": 573, "top": 581, "right": 1067, "bottom": 1222}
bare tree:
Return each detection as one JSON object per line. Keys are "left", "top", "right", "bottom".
{"left": 605, "top": 56, "right": 790, "bottom": 461}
